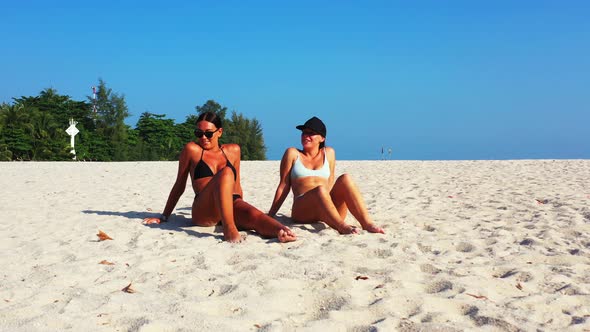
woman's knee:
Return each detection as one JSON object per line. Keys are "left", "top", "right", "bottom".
{"left": 217, "top": 166, "right": 235, "bottom": 183}
{"left": 220, "top": 165, "right": 235, "bottom": 178}
{"left": 312, "top": 184, "right": 331, "bottom": 198}
{"left": 336, "top": 173, "right": 353, "bottom": 186}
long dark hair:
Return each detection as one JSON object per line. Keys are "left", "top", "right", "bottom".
{"left": 196, "top": 112, "right": 223, "bottom": 129}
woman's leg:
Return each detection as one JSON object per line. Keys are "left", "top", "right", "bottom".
{"left": 330, "top": 174, "right": 384, "bottom": 233}
{"left": 192, "top": 167, "right": 242, "bottom": 242}
{"left": 291, "top": 185, "right": 358, "bottom": 234}
{"left": 233, "top": 199, "right": 297, "bottom": 243}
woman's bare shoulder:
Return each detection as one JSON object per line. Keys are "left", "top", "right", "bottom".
{"left": 285, "top": 147, "right": 300, "bottom": 155}
{"left": 324, "top": 146, "right": 336, "bottom": 158}
{"left": 184, "top": 141, "right": 201, "bottom": 154}
{"left": 282, "top": 147, "right": 300, "bottom": 160}
{"left": 177, "top": 142, "right": 200, "bottom": 168}
{"left": 221, "top": 143, "right": 241, "bottom": 156}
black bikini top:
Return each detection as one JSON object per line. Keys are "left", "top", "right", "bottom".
{"left": 194, "top": 147, "right": 237, "bottom": 181}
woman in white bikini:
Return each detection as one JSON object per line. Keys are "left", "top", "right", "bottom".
{"left": 268, "top": 116, "right": 384, "bottom": 234}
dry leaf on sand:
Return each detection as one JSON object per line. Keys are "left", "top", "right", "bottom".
{"left": 99, "top": 260, "right": 115, "bottom": 265}
{"left": 122, "top": 283, "right": 136, "bottom": 293}
{"left": 97, "top": 230, "right": 113, "bottom": 241}
{"left": 466, "top": 293, "right": 489, "bottom": 300}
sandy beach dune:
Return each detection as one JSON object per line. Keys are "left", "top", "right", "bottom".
{"left": 1, "top": 160, "right": 589, "bottom": 331}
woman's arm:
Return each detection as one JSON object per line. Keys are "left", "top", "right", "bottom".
{"left": 226, "top": 143, "right": 243, "bottom": 198}
{"left": 144, "top": 144, "right": 192, "bottom": 224}
{"left": 268, "top": 148, "right": 295, "bottom": 216}
{"left": 326, "top": 147, "right": 336, "bottom": 190}
{"left": 162, "top": 144, "right": 192, "bottom": 216}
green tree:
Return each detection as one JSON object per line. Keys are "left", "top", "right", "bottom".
{"left": 224, "top": 112, "right": 266, "bottom": 160}
{"left": 0, "top": 104, "right": 12, "bottom": 160}
{"left": 135, "top": 112, "right": 182, "bottom": 160}
{"left": 92, "top": 79, "right": 130, "bottom": 161}
{"left": 12, "top": 88, "right": 91, "bottom": 160}
{"left": 193, "top": 100, "right": 267, "bottom": 160}
{"left": 0, "top": 143, "right": 12, "bottom": 161}
{"left": 195, "top": 100, "right": 228, "bottom": 120}
{"left": 0, "top": 103, "right": 33, "bottom": 160}
{"left": 245, "top": 117, "right": 266, "bottom": 160}
{"left": 1, "top": 88, "right": 270, "bottom": 161}
{"left": 175, "top": 114, "right": 199, "bottom": 146}
{"left": 15, "top": 88, "right": 92, "bottom": 130}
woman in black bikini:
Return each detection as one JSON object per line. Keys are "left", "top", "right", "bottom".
{"left": 143, "top": 112, "right": 296, "bottom": 243}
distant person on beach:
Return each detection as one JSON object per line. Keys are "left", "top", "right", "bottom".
{"left": 143, "top": 112, "right": 296, "bottom": 243}
{"left": 268, "top": 116, "right": 384, "bottom": 234}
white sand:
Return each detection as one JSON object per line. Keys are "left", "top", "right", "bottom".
{"left": 1, "top": 160, "right": 589, "bottom": 331}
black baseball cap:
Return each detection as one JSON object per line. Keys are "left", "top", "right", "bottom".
{"left": 296, "top": 116, "right": 327, "bottom": 137}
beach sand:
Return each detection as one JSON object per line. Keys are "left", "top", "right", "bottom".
{"left": 1, "top": 160, "right": 589, "bottom": 331}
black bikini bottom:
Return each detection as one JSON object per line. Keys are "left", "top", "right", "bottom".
{"left": 195, "top": 193, "right": 242, "bottom": 201}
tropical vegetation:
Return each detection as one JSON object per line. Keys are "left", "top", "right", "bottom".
{"left": 0, "top": 80, "right": 267, "bottom": 161}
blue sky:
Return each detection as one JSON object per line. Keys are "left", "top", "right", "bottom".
{"left": 1, "top": 1, "right": 588, "bottom": 160}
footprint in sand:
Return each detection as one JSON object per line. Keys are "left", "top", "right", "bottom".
{"left": 519, "top": 238, "right": 535, "bottom": 246}
{"left": 423, "top": 224, "right": 436, "bottom": 232}
{"left": 455, "top": 242, "right": 475, "bottom": 253}
{"left": 548, "top": 284, "right": 582, "bottom": 295}
{"left": 237, "top": 264, "right": 257, "bottom": 272}
{"left": 471, "top": 315, "right": 520, "bottom": 331}
{"left": 485, "top": 238, "right": 497, "bottom": 245}
{"left": 568, "top": 248, "right": 580, "bottom": 255}
{"left": 425, "top": 280, "right": 453, "bottom": 293}
{"left": 314, "top": 295, "right": 349, "bottom": 320}
{"left": 420, "top": 263, "right": 441, "bottom": 275}
{"left": 459, "top": 304, "right": 479, "bottom": 317}
{"left": 218, "top": 284, "right": 238, "bottom": 296}
{"left": 371, "top": 248, "right": 393, "bottom": 258}
{"left": 491, "top": 267, "right": 518, "bottom": 278}
{"left": 516, "top": 271, "right": 533, "bottom": 282}
{"left": 226, "top": 254, "right": 243, "bottom": 266}
{"left": 569, "top": 316, "right": 587, "bottom": 325}
{"left": 417, "top": 243, "right": 432, "bottom": 253}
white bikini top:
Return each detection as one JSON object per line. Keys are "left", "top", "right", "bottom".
{"left": 290, "top": 149, "right": 330, "bottom": 179}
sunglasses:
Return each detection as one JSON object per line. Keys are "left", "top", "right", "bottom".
{"left": 301, "top": 130, "right": 319, "bottom": 136}
{"left": 194, "top": 128, "right": 219, "bottom": 139}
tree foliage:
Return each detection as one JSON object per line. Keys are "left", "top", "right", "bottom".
{"left": 194, "top": 100, "right": 267, "bottom": 160}
{"left": 0, "top": 83, "right": 267, "bottom": 161}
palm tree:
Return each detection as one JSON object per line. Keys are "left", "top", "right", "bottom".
{"left": 0, "top": 103, "right": 33, "bottom": 160}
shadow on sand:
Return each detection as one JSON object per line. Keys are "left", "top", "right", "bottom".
{"left": 274, "top": 214, "right": 328, "bottom": 233}
{"left": 81, "top": 209, "right": 321, "bottom": 242}
{"left": 81, "top": 209, "right": 222, "bottom": 240}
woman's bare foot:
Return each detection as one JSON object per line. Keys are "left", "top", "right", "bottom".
{"left": 338, "top": 225, "right": 360, "bottom": 235}
{"left": 363, "top": 223, "right": 385, "bottom": 234}
{"left": 277, "top": 228, "right": 297, "bottom": 243}
{"left": 142, "top": 217, "right": 161, "bottom": 225}
{"left": 223, "top": 225, "right": 243, "bottom": 243}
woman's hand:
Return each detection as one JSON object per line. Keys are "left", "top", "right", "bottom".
{"left": 142, "top": 217, "right": 161, "bottom": 225}
{"left": 143, "top": 214, "right": 167, "bottom": 225}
